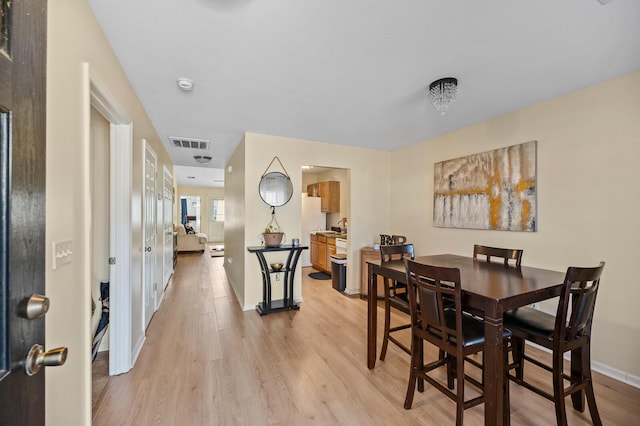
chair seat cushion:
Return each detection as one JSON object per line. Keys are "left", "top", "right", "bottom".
{"left": 504, "top": 306, "right": 555, "bottom": 340}
{"left": 425, "top": 310, "right": 510, "bottom": 347}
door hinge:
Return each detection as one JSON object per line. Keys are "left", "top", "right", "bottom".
{"left": 109, "top": 257, "right": 116, "bottom": 265}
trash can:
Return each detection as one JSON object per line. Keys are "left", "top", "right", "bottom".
{"left": 330, "top": 254, "right": 347, "bottom": 292}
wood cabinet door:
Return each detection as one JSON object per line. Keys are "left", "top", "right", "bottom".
{"left": 307, "top": 184, "right": 316, "bottom": 197}
{"left": 318, "top": 182, "right": 329, "bottom": 212}
{"left": 318, "top": 242, "right": 327, "bottom": 271}
{"left": 326, "top": 241, "right": 336, "bottom": 273}
{"left": 310, "top": 239, "right": 318, "bottom": 265}
{"left": 328, "top": 181, "right": 340, "bottom": 213}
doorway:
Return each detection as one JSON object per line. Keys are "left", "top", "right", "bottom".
{"left": 89, "top": 107, "right": 111, "bottom": 414}
{"left": 301, "top": 166, "right": 351, "bottom": 292}
{"left": 180, "top": 196, "right": 201, "bottom": 232}
{"left": 88, "top": 65, "right": 135, "bottom": 378}
{"left": 208, "top": 196, "right": 225, "bottom": 243}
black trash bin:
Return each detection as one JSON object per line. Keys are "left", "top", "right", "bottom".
{"left": 330, "top": 254, "right": 347, "bottom": 292}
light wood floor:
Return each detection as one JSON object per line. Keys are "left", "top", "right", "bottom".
{"left": 93, "top": 250, "right": 639, "bottom": 425}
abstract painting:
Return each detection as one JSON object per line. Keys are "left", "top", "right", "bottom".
{"left": 433, "top": 141, "right": 537, "bottom": 231}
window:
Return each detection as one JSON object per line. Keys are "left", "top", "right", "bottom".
{"left": 210, "top": 198, "right": 224, "bottom": 222}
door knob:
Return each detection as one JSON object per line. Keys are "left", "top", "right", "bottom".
{"left": 145, "top": 246, "right": 152, "bottom": 252}
{"left": 24, "top": 344, "right": 68, "bottom": 376}
{"left": 17, "top": 294, "right": 50, "bottom": 319}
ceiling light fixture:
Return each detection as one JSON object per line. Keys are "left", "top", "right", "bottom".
{"left": 176, "top": 77, "right": 194, "bottom": 91}
{"left": 429, "top": 77, "right": 458, "bottom": 115}
{"left": 194, "top": 155, "right": 212, "bottom": 164}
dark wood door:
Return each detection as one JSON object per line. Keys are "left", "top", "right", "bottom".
{"left": 0, "top": 0, "right": 49, "bottom": 424}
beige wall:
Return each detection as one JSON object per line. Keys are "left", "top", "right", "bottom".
{"left": 47, "top": 1, "right": 173, "bottom": 424}
{"left": 390, "top": 71, "right": 640, "bottom": 381}
{"left": 225, "top": 133, "right": 390, "bottom": 309}
{"left": 176, "top": 185, "right": 225, "bottom": 241}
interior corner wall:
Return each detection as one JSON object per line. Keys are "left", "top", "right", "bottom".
{"left": 238, "top": 133, "right": 390, "bottom": 310}
{"left": 389, "top": 71, "right": 640, "bottom": 381}
{"left": 47, "top": 1, "right": 174, "bottom": 424}
{"left": 224, "top": 137, "right": 247, "bottom": 305}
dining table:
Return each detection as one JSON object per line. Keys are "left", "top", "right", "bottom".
{"left": 366, "top": 254, "right": 567, "bottom": 426}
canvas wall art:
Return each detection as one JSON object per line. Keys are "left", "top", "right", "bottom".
{"left": 433, "top": 141, "right": 537, "bottom": 231}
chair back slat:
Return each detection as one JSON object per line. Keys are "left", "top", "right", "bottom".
{"left": 405, "top": 259, "right": 461, "bottom": 347}
{"left": 380, "top": 244, "right": 415, "bottom": 263}
{"left": 557, "top": 262, "right": 605, "bottom": 342}
{"left": 473, "top": 244, "right": 523, "bottom": 266}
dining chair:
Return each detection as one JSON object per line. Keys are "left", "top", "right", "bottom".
{"left": 504, "top": 262, "right": 605, "bottom": 426}
{"left": 378, "top": 244, "right": 414, "bottom": 361}
{"left": 403, "top": 259, "right": 511, "bottom": 426}
{"left": 473, "top": 244, "right": 523, "bottom": 267}
{"left": 466, "top": 244, "right": 525, "bottom": 324}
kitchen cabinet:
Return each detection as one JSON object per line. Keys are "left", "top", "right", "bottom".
{"left": 312, "top": 234, "right": 327, "bottom": 272}
{"left": 306, "top": 181, "right": 340, "bottom": 213}
{"left": 310, "top": 233, "right": 318, "bottom": 266}
{"left": 310, "top": 233, "right": 337, "bottom": 275}
{"left": 325, "top": 236, "right": 336, "bottom": 273}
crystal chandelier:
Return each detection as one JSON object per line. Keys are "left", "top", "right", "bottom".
{"left": 429, "top": 77, "right": 458, "bottom": 115}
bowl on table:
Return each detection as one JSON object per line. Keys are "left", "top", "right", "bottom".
{"left": 270, "top": 263, "right": 284, "bottom": 271}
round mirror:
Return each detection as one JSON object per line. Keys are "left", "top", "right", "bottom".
{"left": 259, "top": 172, "right": 293, "bottom": 207}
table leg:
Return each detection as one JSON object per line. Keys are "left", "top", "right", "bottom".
{"left": 367, "top": 263, "right": 377, "bottom": 369}
{"left": 484, "top": 314, "right": 508, "bottom": 426}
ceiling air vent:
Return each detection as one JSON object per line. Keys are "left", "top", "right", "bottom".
{"left": 169, "top": 136, "right": 210, "bottom": 150}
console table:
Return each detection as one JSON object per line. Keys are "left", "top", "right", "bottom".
{"left": 247, "top": 245, "right": 308, "bottom": 315}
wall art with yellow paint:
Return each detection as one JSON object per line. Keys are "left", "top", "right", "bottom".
{"left": 433, "top": 141, "right": 537, "bottom": 231}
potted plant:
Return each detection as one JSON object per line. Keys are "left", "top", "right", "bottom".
{"left": 262, "top": 226, "right": 284, "bottom": 247}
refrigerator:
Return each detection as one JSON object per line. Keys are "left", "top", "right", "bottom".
{"left": 301, "top": 193, "right": 326, "bottom": 267}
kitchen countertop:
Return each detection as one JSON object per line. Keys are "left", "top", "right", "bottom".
{"left": 310, "top": 231, "right": 348, "bottom": 239}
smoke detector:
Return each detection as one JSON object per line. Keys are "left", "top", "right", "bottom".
{"left": 176, "top": 77, "right": 194, "bottom": 91}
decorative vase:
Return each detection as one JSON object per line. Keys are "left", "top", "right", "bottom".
{"left": 262, "top": 232, "right": 284, "bottom": 248}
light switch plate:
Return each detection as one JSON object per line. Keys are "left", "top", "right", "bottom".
{"left": 52, "top": 240, "right": 73, "bottom": 270}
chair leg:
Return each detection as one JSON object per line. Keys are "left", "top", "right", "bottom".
{"left": 552, "top": 351, "right": 568, "bottom": 426}
{"left": 455, "top": 353, "right": 465, "bottom": 426}
{"left": 404, "top": 337, "right": 420, "bottom": 409}
{"left": 503, "top": 341, "right": 511, "bottom": 421}
{"left": 581, "top": 348, "right": 603, "bottom": 426}
{"left": 511, "top": 336, "right": 525, "bottom": 380}
{"left": 447, "top": 355, "right": 455, "bottom": 390}
{"left": 379, "top": 294, "right": 391, "bottom": 361}
{"left": 417, "top": 338, "right": 424, "bottom": 393}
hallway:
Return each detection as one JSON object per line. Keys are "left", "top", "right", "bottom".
{"left": 93, "top": 251, "right": 640, "bottom": 425}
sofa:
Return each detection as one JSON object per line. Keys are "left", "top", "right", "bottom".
{"left": 176, "top": 224, "right": 208, "bottom": 252}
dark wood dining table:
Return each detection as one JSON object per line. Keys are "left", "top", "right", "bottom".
{"left": 367, "top": 254, "right": 566, "bottom": 426}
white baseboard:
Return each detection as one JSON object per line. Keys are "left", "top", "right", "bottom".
{"left": 591, "top": 360, "right": 640, "bottom": 389}
{"left": 526, "top": 341, "right": 640, "bottom": 389}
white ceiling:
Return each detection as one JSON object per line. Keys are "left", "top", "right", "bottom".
{"left": 88, "top": 0, "right": 640, "bottom": 188}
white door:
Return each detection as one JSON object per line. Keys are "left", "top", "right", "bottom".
{"left": 143, "top": 142, "right": 157, "bottom": 328}
{"left": 162, "top": 167, "right": 174, "bottom": 289}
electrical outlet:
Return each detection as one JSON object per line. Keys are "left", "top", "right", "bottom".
{"left": 52, "top": 240, "right": 73, "bottom": 270}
